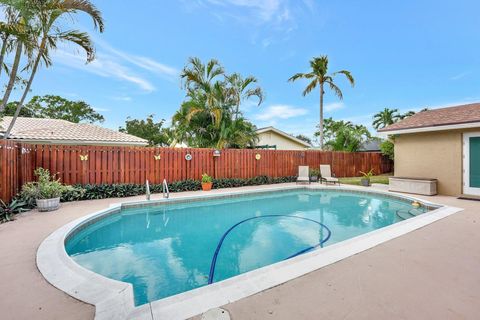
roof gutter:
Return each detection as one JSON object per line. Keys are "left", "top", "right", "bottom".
{"left": 378, "top": 121, "right": 480, "bottom": 135}
{"left": 2, "top": 137, "right": 148, "bottom": 147}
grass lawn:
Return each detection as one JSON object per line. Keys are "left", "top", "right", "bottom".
{"left": 339, "top": 174, "right": 392, "bottom": 186}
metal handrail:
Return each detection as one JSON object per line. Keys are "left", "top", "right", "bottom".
{"left": 145, "top": 180, "right": 151, "bottom": 200}
{"left": 162, "top": 179, "right": 169, "bottom": 199}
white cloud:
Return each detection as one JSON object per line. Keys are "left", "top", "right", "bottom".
{"left": 53, "top": 38, "right": 179, "bottom": 92}
{"left": 204, "top": 0, "right": 288, "bottom": 22}
{"left": 93, "top": 107, "right": 110, "bottom": 112}
{"left": 324, "top": 102, "right": 345, "bottom": 113}
{"left": 450, "top": 71, "right": 470, "bottom": 81}
{"left": 54, "top": 50, "right": 156, "bottom": 92}
{"left": 255, "top": 104, "right": 308, "bottom": 121}
{"left": 96, "top": 39, "right": 179, "bottom": 80}
{"left": 111, "top": 96, "right": 132, "bottom": 102}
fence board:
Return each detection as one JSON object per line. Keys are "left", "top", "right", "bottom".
{"left": 0, "top": 140, "right": 393, "bottom": 202}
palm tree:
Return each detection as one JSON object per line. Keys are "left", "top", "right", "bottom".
{"left": 3, "top": 0, "right": 104, "bottom": 139}
{"left": 372, "top": 108, "right": 401, "bottom": 130}
{"left": 289, "top": 55, "right": 354, "bottom": 149}
{"left": 174, "top": 57, "right": 261, "bottom": 149}
{"left": 225, "top": 73, "right": 264, "bottom": 120}
{"left": 0, "top": 15, "right": 37, "bottom": 113}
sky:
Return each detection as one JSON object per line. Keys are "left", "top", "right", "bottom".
{"left": 25, "top": 0, "right": 480, "bottom": 140}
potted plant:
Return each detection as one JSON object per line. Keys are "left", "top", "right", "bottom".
{"left": 21, "top": 168, "right": 71, "bottom": 212}
{"left": 359, "top": 169, "right": 374, "bottom": 187}
{"left": 310, "top": 168, "right": 320, "bottom": 182}
{"left": 201, "top": 173, "right": 213, "bottom": 191}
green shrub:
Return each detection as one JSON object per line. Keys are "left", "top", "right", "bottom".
{"left": 310, "top": 168, "right": 321, "bottom": 177}
{"left": 201, "top": 173, "right": 213, "bottom": 183}
{"left": 380, "top": 139, "right": 394, "bottom": 160}
{"left": 0, "top": 199, "right": 29, "bottom": 223}
{"left": 21, "top": 168, "right": 72, "bottom": 200}
{"left": 47, "top": 176, "right": 297, "bottom": 202}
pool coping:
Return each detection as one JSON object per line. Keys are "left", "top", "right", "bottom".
{"left": 36, "top": 185, "right": 463, "bottom": 320}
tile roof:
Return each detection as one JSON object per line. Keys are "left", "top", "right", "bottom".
{"left": 0, "top": 116, "right": 148, "bottom": 146}
{"left": 379, "top": 103, "right": 480, "bottom": 133}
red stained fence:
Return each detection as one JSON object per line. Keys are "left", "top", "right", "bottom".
{"left": 0, "top": 140, "right": 393, "bottom": 202}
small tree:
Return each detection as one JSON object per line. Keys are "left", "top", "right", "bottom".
{"left": 294, "top": 134, "right": 312, "bottom": 145}
{"left": 380, "top": 139, "right": 395, "bottom": 160}
{"left": 119, "top": 115, "right": 170, "bottom": 147}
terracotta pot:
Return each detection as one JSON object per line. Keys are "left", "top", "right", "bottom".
{"left": 202, "top": 182, "right": 213, "bottom": 191}
{"left": 36, "top": 197, "right": 61, "bottom": 212}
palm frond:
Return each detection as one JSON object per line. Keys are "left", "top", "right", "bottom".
{"left": 333, "top": 70, "right": 355, "bottom": 87}
{"left": 326, "top": 81, "right": 343, "bottom": 100}
{"left": 302, "top": 79, "right": 318, "bottom": 96}
{"left": 56, "top": 0, "right": 105, "bottom": 32}
{"left": 57, "top": 29, "right": 94, "bottom": 62}
{"left": 288, "top": 72, "right": 307, "bottom": 82}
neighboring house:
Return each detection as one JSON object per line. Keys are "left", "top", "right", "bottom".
{"left": 379, "top": 103, "right": 480, "bottom": 196}
{"left": 359, "top": 139, "right": 381, "bottom": 152}
{"left": 0, "top": 116, "right": 148, "bottom": 146}
{"left": 255, "top": 126, "right": 311, "bottom": 150}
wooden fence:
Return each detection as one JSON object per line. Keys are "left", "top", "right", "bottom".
{"left": 0, "top": 140, "right": 393, "bottom": 202}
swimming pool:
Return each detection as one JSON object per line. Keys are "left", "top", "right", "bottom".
{"left": 65, "top": 188, "right": 430, "bottom": 306}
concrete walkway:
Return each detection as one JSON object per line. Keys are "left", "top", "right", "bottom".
{"left": 0, "top": 185, "right": 479, "bottom": 320}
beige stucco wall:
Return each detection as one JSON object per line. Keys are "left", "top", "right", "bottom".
{"left": 394, "top": 129, "right": 479, "bottom": 196}
{"left": 257, "top": 131, "right": 308, "bottom": 150}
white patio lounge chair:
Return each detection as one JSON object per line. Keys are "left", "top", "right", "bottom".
{"left": 320, "top": 165, "right": 340, "bottom": 185}
{"left": 296, "top": 166, "right": 310, "bottom": 184}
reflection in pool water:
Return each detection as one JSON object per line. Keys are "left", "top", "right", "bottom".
{"left": 65, "top": 190, "right": 427, "bottom": 306}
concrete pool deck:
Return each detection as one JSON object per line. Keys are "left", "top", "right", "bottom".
{"left": 1, "top": 183, "right": 479, "bottom": 319}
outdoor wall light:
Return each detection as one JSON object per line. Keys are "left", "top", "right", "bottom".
{"left": 255, "top": 153, "right": 261, "bottom": 160}
{"left": 185, "top": 153, "right": 192, "bottom": 161}
{"left": 213, "top": 150, "right": 221, "bottom": 157}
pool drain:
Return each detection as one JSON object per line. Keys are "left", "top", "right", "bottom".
{"left": 201, "top": 308, "right": 231, "bottom": 320}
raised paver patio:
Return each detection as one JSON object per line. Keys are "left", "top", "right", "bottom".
{"left": 1, "top": 183, "right": 479, "bottom": 320}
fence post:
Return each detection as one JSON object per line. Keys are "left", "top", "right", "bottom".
{"left": 16, "top": 143, "right": 23, "bottom": 195}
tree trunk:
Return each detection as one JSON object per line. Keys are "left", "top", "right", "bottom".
{"left": 319, "top": 82, "right": 324, "bottom": 150}
{"left": 3, "top": 38, "right": 45, "bottom": 139}
{"left": 0, "top": 41, "right": 22, "bottom": 112}
{"left": 0, "top": 36, "right": 9, "bottom": 78}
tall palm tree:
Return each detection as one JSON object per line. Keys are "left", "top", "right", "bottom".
{"left": 225, "top": 73, "right": 264, "bottom": 120}
{"left": 289, "top": 55, "right": 354, "bottom": 149}
{"left": 3, "top": 0, "right": 104, "bottom": 139}
{"left": 372, "top": 108, "right": 400, "bottom": 130}
{"left": 0, "top": 15, "right": 37, "bottom": 112}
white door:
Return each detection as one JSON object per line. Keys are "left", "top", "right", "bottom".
{"left": 463, "top": 132, "right": 480, "bottom": 196}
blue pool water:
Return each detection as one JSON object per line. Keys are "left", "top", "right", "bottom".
{"left": 65, "top": 189, "right": 428, "bottom": 306}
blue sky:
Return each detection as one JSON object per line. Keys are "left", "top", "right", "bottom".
{"left": 28, "top": 0, "right": 480, "bottom": 139}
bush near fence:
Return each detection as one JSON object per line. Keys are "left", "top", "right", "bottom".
{"left": 0, "top": 140, "right": 393, "bottom": 203}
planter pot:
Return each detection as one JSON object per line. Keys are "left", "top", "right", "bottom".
{"left": 36, "top": 197, "right": 61, "bottom": 212}
{"left": 202, "top": 182, "right": 213, "bottom": 191}
{"left": 360, "top": 178, "right": 371, "bottom": 187}
{"left": 310, "top": 176, "right": 319, "bottom": 182}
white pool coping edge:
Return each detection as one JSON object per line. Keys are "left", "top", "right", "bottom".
{"left": 36, "top": 185, "right": 463, "bottom": 320}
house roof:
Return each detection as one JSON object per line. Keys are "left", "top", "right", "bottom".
{"left": 255, "top": 126, "right": 312, "bottom": 147}
{"left": 359, "top": 139, "right": 381, "bottom": 152}
{"left": 378, "top": 103, "right": 480, "bottom": 134}
{"left": 0, "top": 117, "right": 148, "bottom": 146}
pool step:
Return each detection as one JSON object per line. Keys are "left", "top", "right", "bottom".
{"left": 396, "top": 208, "right": 424, "bottom": 220}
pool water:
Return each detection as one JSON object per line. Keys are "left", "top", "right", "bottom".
{"left": 65, "top": 189, "right": 427, "bottom": 306}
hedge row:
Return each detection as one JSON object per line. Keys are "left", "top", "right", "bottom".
{"left": 58, "top": 175, "right": 297, "bottom": 202}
